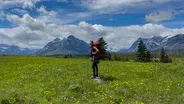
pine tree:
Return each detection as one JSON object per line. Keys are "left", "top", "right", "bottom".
{"left": 69, "top": 54, "right": 72, "bottom": 58}
{"left": 64, "top": 55, "right": 68, "bottom": 58}
{"left": 136, "top": 39, "right": 147, "bottom": 62}
{"left": 98, "top": 37, "right": 108, "bottom": 60}
{"left": 126, "top": 58, "right": 129, "bottom": 61}
{"left": 145, "top": 50, "right": 151, "bottom": 62}
{"left": 160, "top": 48, "right": 166, "bottom": 62}
{"left": 113, "top": 53, "right": 118, "bottom": 61}
{"left": 108, "top": 53, "right": 112, "bottom": 60}
{"left": 160, "top": 48, "right": 172, "bottom": 63}
{"left": 136, "top": 39, "right": 152, "bottom": 62}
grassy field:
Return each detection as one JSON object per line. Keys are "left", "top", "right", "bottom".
{"left": 0, "top": 56, "right": 184, "bottom": 104}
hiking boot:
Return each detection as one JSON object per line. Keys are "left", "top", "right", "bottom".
{"left": 91, "top": 76, "right": 96, "bottom": 79}
{"left": 95, "top": 76, "right": 100, "bottom": 79}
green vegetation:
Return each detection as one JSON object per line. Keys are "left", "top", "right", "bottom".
{"left": 136, "top": 39, "right": 151, "bottom": 62}
{"left": 97, "top": 37, "right": 108, "bottom": 60}
{"left": 160, "top": 48, "right": 172, "bottom": 63}
{"left": 111, "top": 53, "right": 135, "bottom": 61}
{"left": 0, "top": 56, "right": 184, "bottom": 104}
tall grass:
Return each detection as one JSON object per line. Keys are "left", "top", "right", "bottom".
{"left": 0, "top": 56, "right": 183, "bottom": 103}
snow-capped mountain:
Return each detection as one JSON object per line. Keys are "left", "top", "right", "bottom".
{"left": 127, "top": 37, "right": 150, "bottom": 52}
{"left": 0, "top": 44, "right": 38, "bottom": 55}
{"left": 119, "top": 34, "right": 184, "bottom": 53}
{"left": 35, "top": 35, "right": 90, "bottom": 55}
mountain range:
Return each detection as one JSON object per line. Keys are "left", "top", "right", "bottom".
{"left": 119, "top": 34, "right": 184, "bottom": 53}
{"left": 1, "top": 34, "right": 184, "bottom": 55}
{"left": 35, "top": 35, "right": 90, "bottom": 55}
{"left": 0, "top": 44, "right": 38, "bottom": 55}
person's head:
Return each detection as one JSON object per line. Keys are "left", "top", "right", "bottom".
{"left": 90, "top": 41, "right": 94, "bottom": 46}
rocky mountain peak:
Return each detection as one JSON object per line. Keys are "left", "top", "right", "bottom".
{"left": 35, "top": 35, "right": 90, "bottom": 55}
{"left": 67, "top": 35, "right": 76, "bottom": 40}
{"left": 53, "top": 37, "right": 60, "bottom": 42}
{"left": 119, "top": 34, "right": 184, "bottom": 53}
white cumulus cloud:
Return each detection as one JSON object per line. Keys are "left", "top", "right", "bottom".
{"left": 0, "top": 0, "right": 39, "bottom": 10}
{"left": 0, "top": 11, "right": 5, "bottom": 20}
{"left": 6, "top": 14, "right": 45, "bottom": 30}
{"left": 80, "top": 0, "right": 172, "bottom": 14}
{"left": 146, "top": 9, "right": 184, "bottom": 23}
{"left": 1, "top": 14, "right": 184, "bottom": 50}
{"left": 146, "top": 10, "right": 175, "bottom": 23}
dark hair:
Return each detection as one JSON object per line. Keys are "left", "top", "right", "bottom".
{"left": 90, "top": 41, "right": 95, "bottom": 49}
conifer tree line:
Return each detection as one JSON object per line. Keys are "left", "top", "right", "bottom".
{"left": 136, "top": 39, "right": 171, "bottom": 63}
{"left": 94, "top": 37, "right": 172, "bottom": 63}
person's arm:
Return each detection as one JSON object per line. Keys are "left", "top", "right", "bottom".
{"left": 92, "top": 46, "right": 99, "bottom": 55}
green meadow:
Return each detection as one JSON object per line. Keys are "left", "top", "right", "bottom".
{"left": 0, "top": 56, "right": 184, "bottom": 104}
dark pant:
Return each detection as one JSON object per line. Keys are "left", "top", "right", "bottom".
{"left": 92, "top": 60, "right": 99, "bottom": 77}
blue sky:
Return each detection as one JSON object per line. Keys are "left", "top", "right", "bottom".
{"left": 0, "top": 0, "right": 184, "bottom": 51}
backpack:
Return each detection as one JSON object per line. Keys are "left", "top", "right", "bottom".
{"left": 94, "top": 41, "right": 101, "bottom": 51}
{"left": 92, "top": 41, "right": 101, "bottom": 60}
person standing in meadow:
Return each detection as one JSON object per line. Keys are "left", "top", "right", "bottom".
{"left": 90, "top": 41, "right": 100, "bottom": 79}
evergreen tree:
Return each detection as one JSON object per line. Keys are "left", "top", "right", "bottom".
{"left": 69, "top": 54, "right": 72, "bottom": 58}
{"left": 160, "top": 48, "right": 172, "bottom": 63}
{"left": 64, "top": 55, "right": 68, "bottom": 58}
{"left": 126, "top": 58, "right": 129, "bottom": 61}
{"left": 145, "top": 50, "right": 151, "bottom": 62}
{"left": 160, "top": 48, "right": 166, "bottom": 62}
{"left": 136, "top": 39, "right": 147, "bottom": 62}
{"left": 136, "top": 39, "right": 152, "bottom": 62}
{"left": 108, "top": 53, "right": 112, "bottom": 60}
{"left": 98, "top": 37, "right": 108, "bottom": 60}
{"left": 113, "top": 53, "right": 118, "bottom": 61}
